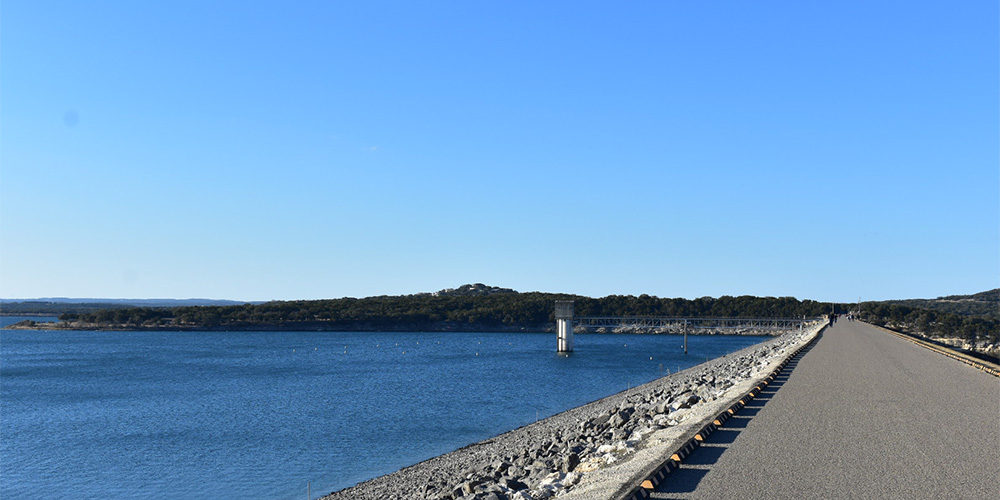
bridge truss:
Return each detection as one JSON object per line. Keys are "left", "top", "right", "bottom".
{"left": 573, "top": 316, "right": 824, "bottom": 333}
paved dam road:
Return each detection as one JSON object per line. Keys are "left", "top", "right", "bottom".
{"left": 650, "top": 320, "right": 999, "bottom": 499}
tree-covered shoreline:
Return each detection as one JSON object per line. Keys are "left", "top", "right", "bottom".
{"left": 13, "top": 288, "right": 835, "bottom": 332}
{"left": 5, "top": 285, "right": 997, "bottom": 353}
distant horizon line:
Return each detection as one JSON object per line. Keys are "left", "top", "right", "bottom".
{"left": 1, "top": 288, "right": 995, "bottom": 305}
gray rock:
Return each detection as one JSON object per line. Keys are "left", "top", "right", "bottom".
{"left": 562, "top": 452, "right": 580, "bottom": 473}
{"left": 507, "top": 465, "right": 525, "bottom": 479}
{"left": 528, "top": 467, "right": 553, "bottom": 484}
{"left": 671, "top": 391, "right": 700, "bottom": 409}
{"left": 591, "top": 413, "right": 611, "bottom": 428}
{"left": 500, "top": 478, "right": 529, "bottom": 491}
{"left": 481, "top": 482, "right": 505, "bottom": 494}
{"left": 491, "top": 460, "right": 511, "bottom": 475}
{"left": 459, "top": 478, "right": 484, "bottom": 496}
{"left": 608, "top": 411, "right": 626, "bottom": 427}
{"left": 476, "top": 492, "right": 507, "bottom": 500}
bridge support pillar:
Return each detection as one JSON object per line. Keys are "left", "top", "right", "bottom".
{"left": 555, "top": 301, "right": 574, "bottom": 353}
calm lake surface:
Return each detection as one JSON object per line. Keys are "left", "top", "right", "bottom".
{"left": 0, "top": 325, "right": 769, "bottom": 500}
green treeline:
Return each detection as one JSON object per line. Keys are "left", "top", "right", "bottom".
{"left": 878, "top": 289, "right": 999, "bottom": 318}
{"left": 59, "top": 293, "right": 835, "bottom": 330}
{"left": 48, "top": 289, "right": 1000, "bottom": 344}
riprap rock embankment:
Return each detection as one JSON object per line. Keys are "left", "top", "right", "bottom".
{"left": 322, "top": 325, "right": 822, "bottom": 500}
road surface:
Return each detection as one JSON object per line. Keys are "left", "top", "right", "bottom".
{"left": 650, "top": 320, "right": 999, "bottom": 499}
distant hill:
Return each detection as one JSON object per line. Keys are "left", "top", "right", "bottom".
{"left": 881, "top": 289, "right": 999, "bottom": 318}
{"left": 13, "top": 297, "right": 259, "bottom": 307}
{"left": 426, "top": 283, "right": 518, "bottom": 297}
{"left": 937, "top": 289, "right": 999, "bottom": 302}
{"left": 0, "top": 298, "right": 259, "bottom": 315}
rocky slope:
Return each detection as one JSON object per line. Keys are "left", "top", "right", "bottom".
{"left": 321, "top": 323, "right": 823, "bottom": 500}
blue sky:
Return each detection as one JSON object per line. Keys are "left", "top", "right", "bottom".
{"left": 2, "top": 1, "right": 997, "bottom": 303}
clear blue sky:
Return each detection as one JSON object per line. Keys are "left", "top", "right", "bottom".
{"left": 2, "top": 1, "right": 997, "bottom": 303}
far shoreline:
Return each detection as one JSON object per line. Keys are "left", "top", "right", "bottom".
{"left": 1, "top": 320, "right": 781, "bottom": 336}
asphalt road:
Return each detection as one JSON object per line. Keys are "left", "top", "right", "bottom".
{"left": 650, "top": 320, "right": 1000, "bottom": 499}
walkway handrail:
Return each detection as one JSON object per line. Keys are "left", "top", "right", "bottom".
{"left": 575, "top": 316, "right": 824, "bottom": 322}
{"left": 574, "top": 316, "right": 825, "bottom": 330}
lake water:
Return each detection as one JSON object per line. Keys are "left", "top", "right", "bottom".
{"left": 0, "top": 324, "right": 769, "bottom": 500}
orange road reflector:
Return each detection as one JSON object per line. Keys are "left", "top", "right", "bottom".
{"left": 671, "top": 453, "right": 682, "bottom": 462}
{"left": 641, "top": 480, "right": 654, "bottom": 489}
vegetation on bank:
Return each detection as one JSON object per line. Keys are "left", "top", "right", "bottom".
{"left": 47, "top": 288, "right": 834, "bottom": 331}
{"left": 7, "top": 285, "right": 997, "bottom": 348}
{"left": 877, "top": 289, "right": 999, "bottom": 319}
{"left": 860, "top": 302, "right": 999, "bottom": 346}
{"left": 858, "top": 288, "right": 999, "bottom": 348}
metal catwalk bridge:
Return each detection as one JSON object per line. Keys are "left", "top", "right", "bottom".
{"left": 572, "top": 316, "right": 822, "bottom": 332}
{"left": 553, "top": 300, "right": 825, "bottom": 353}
